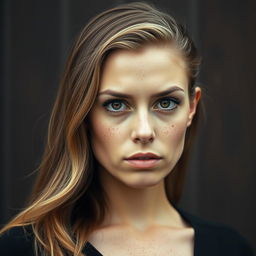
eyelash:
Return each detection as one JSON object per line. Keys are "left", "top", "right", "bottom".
{"left": 102, "top": 97, "right": 181, "bottom": 113}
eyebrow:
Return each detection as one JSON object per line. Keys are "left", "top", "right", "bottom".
{"left": 98, "top": 86, "right": 184, "bottom": 98}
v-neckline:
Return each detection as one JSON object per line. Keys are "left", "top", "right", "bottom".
{"left": 82, "top": 207, "right": 200, "bottom": 256}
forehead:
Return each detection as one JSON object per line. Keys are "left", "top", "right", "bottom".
{"left": 100, "top": 44, "right": 188, "bottom": 93}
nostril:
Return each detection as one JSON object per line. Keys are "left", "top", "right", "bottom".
{"left": 133, "top": 134, "right": 154, "bottom": 144}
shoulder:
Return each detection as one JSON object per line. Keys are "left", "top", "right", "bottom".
{"left": 0, "top": 226, "right": 35, "bottom": 256}
{"left": 177, "top": 208, "right": 254, "bottom": 256}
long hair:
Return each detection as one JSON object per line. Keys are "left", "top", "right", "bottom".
{"left": 0, "top": 2, "right": 201, "bottom": 255}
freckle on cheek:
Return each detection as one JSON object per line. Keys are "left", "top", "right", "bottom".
{"left": 106, "top": 126, "right": 120, "bottom": 137}
{"left": 161, "top": 125, "right": 175, "bottom": 136}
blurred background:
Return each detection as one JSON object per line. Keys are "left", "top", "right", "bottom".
{"left": 1, "top": 0, "right": 256, "bottom": 253}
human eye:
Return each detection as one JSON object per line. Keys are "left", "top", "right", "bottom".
{"left": 102, "top": 99, "right": 129, "bottom": 113}
{"left": 153, "top": 97, "right": 180, "bottom": 112}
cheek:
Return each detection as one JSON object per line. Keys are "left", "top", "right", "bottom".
{"left": 91, "top": 121, "right": 120, "bottom": 145}
{"left": 105, "top": 126, "right": 120, "bottom": 139}
{"left": 161, "top": 124, "right": 175, "bottom": 136}
{"left": 159, "top": 119, "right": 188, "bottom": 166}
{"left": 89, "top": 116, "right": 125, "bottom": 159}
{"left": 160, "top": 121, "right": 187, "bottom": 141}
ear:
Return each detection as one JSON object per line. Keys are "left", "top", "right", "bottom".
{"left": 187, "top": 87, "right": 201, "bottom": 127}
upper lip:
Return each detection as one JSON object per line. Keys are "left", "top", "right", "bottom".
{"left": 125, "top": 152, "right": 162, "bottom": 160}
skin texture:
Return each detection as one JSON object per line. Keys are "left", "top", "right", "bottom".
{"left": 88, "top": 44, "right": 201, "bottom": 256}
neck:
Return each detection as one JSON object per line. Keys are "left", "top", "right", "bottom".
{"left": 98, "top": 168, "right": 184, "bottom": 231}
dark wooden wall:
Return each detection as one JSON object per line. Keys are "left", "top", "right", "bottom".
{"left": 1, "top": 0, "right": 256, "bottom": 252}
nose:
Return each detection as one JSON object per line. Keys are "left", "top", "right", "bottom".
{"left": 131, "top": 109, "right": 155, "bottom": 144}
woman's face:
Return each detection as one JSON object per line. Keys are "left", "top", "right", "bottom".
{"left": 89, "top": 44, "right": 200, "bottom": 189}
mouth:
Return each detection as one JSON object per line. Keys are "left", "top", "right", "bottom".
{"left": 125, "top": 152, "right": 162, "bottom": 160}
{"left": 124, "top": 152, "right": 162, "bottom": 168}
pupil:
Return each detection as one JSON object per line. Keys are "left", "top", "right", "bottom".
{"left": 160, "top": 100, "right": 170, "bottom": 108}
{"left": 112, "top": 102, "right": 121, "bottom": 109}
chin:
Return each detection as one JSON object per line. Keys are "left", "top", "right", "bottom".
{"left": 122, "top": 174, "right": 164, "bottom": 189}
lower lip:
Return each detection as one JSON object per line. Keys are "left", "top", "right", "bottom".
{"left": 125, "top": 159, "right": 161, "bottom": 168}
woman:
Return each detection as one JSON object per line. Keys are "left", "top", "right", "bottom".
{"left": 0, "top": 2, "right": 253, "bottom": 256}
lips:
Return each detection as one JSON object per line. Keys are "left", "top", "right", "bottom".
{"left": 125, "top": 152, "right": 162, "bottom": 160}
{"left": 124, "top": 152, "right": 162, "bottom": 168}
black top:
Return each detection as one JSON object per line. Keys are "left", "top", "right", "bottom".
{"left": 0, "top": 208, "right": 254, "bottom": 256}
